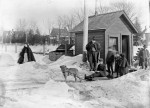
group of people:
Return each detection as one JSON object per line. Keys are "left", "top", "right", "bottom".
{"left": 85, "top": 36, "right": 130, "bottom": 81}
{"left": 17, "top": 38, "right": 149, "bottom": 82}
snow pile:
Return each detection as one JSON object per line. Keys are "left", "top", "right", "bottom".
{"left": 36, "top": 80, "right": 74, "bottom": 97}
{"left": 0, "top": 45, "right": 149, "bottom": 108}
{"left": 31, "top": 45, "right": 58, "bottom": 53}
{"left": 15, "top": 62, "right": 50, "bottom": 83}
{"left": 0, "top": 53, "right": 15, "bottom": 66}
{"left": 3, "top": 80, "right": 84, "bottom": 108}
{"left": 42, "top": 55, "right": 53, "bottom": 64}
{"left": 68, "top": 70, "right": 149, "bottom": 108}
{"left": 47, "top": 54, "right": 90, "bottom": 81}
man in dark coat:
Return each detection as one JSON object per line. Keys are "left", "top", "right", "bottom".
{"left": 18, "top": 43, "right": 36, "bottom": 64}
{"left": 86, "top": 36, "right": 101, "bottom": 71}
{"left": 119, "top": 53, "right": 129, "bottom": 76}
{"left": 106, "top": 47, "right": 115, "bottom": 78}
{"left": 139, "top": 45, "right": 149, "bottom": 69}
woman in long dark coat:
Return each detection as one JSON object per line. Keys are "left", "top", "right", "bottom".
{"left": 18, "top": 43, "right": 36, "bottom": 64}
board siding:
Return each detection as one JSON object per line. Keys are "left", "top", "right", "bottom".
{"left": 75, "top": 30, "right": 105, "bottom": 60}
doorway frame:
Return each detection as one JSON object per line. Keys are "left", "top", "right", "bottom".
{"left": 121, "top": 35, "right": 130, "bottom": 64}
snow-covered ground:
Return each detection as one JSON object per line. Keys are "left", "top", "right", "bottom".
{"left": 0, "top": 44, "right": 149, "bottom": 108}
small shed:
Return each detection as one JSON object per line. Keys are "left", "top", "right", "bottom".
{"left": 49, "top": 44, "right": 74, "bottom": 61}
{"left": 71, "top": 10, "right": 138, "bottom": 64}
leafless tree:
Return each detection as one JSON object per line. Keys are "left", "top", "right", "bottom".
{"left": 73, "top": 8, "right": 84, "bottom": 24}
{"left": 58, "top": 14, "right": 76, "bottom": 31}
{"left": 111, "top": 0, "right": 137, "bottom": 22}
{"left": 98, "top": 2, "right": 113, "bottom": 14}
{"left": 28, "top": 20, "right": 37, "bottom": 34}
{"left": 15, "top": 19, "right": 28, "bottom": 31}
{"left": 97, "top": 0, "right": 137, "bottom": 22}
{"left": 47, "top": 19, "right": 53, "bottom": 36}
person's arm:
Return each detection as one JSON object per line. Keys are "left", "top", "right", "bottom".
{"left": 86, "top": 43, "right": 89, "bottom": 51}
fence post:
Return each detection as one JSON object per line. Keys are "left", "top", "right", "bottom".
{"left": 65, "top": 44, "right": 67, "bottom": 56}
{"left": 43, "top": 44, "right": 45, "bottom": 56}
{"left": 5, "top": 43, "right": 7, "bottom": 52}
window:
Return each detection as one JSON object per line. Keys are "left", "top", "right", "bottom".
{"left": 109, "top": 37, "right": 118, "bottom": 51}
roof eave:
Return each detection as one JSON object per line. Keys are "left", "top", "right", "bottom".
{"left": 70, "top": 29, "right": 106, "bottom": 33}
{"left": 121, "top": 11, "right": 138, "bottom": 34}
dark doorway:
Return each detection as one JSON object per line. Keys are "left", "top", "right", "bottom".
{"left": 122, "top": 35, "right": 129, "bottom": 62}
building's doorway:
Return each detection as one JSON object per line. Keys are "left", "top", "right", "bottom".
{"left": 122, "top": 35, "right": 129, "bottom": 62}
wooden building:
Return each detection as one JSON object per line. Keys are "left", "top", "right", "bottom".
{"left": 71, "top": 10, "right": 138, "bottom": 64}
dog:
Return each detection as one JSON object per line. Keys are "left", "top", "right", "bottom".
{"left": 60, "top": 65, "right": 83, "bottom": 82}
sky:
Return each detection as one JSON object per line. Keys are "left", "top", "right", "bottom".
{"left": 0, "top": 0, "right": 149, "bottom": 35}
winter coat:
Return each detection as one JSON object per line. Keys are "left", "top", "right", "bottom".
{"left": 18, "top": 46, "right": 36, "bottom": 64}
{"left": 139, "top": 48, "right": 149, "bottom": 63}
{"left": 119, "top": 57, "right": 129, "bottom": 75}
{"left": 106, "top": 50, "right": 115, "bottom": 65}
{"left": 86, "top": 41, "right": 101, "bottom": 53}
{"left": 115, "top": 56, "right": 121, "bottom": 72}
{"left": 86, "top": 41, "right": 101, "bottom": 63}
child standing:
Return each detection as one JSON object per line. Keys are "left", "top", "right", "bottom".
{"left": 115, "top": 52, "right": 121, "bottom": 78}
{"left": 119, "top": 53, "right": 129, "bottom": 76}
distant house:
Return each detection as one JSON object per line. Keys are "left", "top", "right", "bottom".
{"left": 50, "top": 27, "right": 69, "bottom": 44}
{"left": 3, "top": 31, "right": 12, "bottom": 43}
{"left": 71, "top": 10, "right": 138, "bottom": 64}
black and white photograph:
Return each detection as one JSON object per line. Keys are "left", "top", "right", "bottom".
{"left": 0, "top": 0, "right": 150, "bottom": 107}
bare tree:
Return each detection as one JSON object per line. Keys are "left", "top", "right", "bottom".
{"left": 28, "top": 20, "right": 37, "bottom": 34}
{"left": 98, "top": 2, "right": 113, "bottom": 14}
{"left": 15, "top": 19, "right": 28, "bottom": 31}
{"left": 110, "top": 0, "right": 137, "bottom": 22}
{"left": 97, "top": 0, "right": 137, "bottom": 22}
{"left": 73, "top": 8, "right": 84, "bottom": 23}
{"left": 47, "top": 19, "right": 53, "bottom": 36}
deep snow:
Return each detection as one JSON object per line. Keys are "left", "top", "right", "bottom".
{"left": 0, "top": 44, "right": 149, "bottom": 108}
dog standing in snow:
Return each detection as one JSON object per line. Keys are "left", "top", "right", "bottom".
{"left": 60, "top": 65, "right": 83, "bottom": 82}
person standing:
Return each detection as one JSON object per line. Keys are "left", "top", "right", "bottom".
{"left": 115, "top": 51, "right": 121, "bottom": 78}
{"left": 119, "top": 53, "right": 129, "bottom": 76}
{"left": 106, "top": 47, "right": 115, "bottom": 78}
{"left": 86, "top": 36, "right": 101, "bottom": 71}
{"left": 18, "top": 43, "right": 36, "bottom": 64}
{"left": 139, "top": 45, "right": 150, "bottom": 69}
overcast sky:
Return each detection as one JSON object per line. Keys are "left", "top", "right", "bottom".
{"left": 0, "top": 0, "right": 149, "bottom": 35}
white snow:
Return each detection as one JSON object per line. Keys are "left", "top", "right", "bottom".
{"left": 0, "top": 44, "right": 149, "bottom": 108}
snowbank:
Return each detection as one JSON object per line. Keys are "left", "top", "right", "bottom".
{"left": 15, "top": 62, "right": 50, "bottom": 83}
{"left": 0, "top": 44, "right": 149, "bottom": 108}
{"left": 0, "top": 53, "right": 15, "bottom": 66}
{"left": 68, "top": 70, "right": 150, "bottom": 108}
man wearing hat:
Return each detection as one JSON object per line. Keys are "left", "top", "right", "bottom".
{"left": 86, "top": 36, "right": 101, "bottom": 71}
{"left": 139, "top": 45, "right": 149, "bottom": 69}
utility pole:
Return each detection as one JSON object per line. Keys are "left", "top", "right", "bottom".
{"left": 26, "top": 32, "right": 28, "bottom": 42}
{"left": 95, "top": 0, "right": 98, "bottom": 15}
{"left": 82, "top": 0, "right": 88, "bottom": 62}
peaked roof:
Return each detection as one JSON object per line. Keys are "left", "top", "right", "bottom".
{"left": 71, "top": 10, "right": 138, "bottom": 33}
{"left": 51, "top": 28, "right": 69, "bottom": 37}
